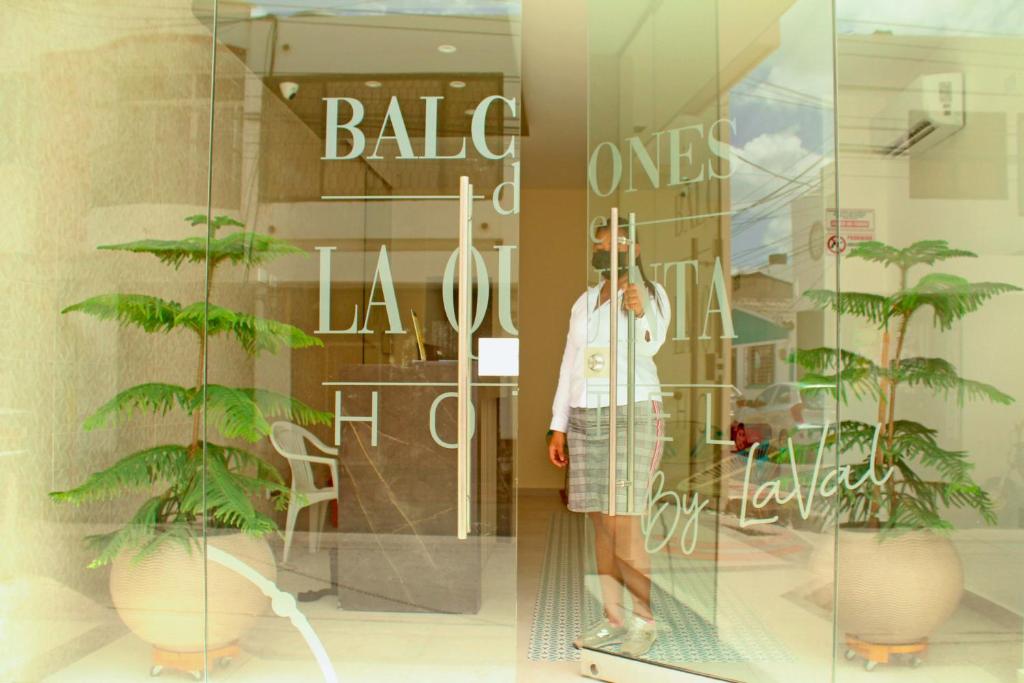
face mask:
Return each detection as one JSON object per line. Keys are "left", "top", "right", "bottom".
{"left": 591, "top": 249, "right": 631, "bottom": 276}
{"left": 593, "top": 249, "right": 638, "bottom": 276}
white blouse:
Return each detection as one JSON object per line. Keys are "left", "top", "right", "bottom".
{"left": 550, "top": 281, "right": 671, "bottom": 432}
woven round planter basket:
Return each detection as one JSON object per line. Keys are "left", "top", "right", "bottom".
{"left": 109, "top": 531, "right": 276, "bottom": 652}
{"left": 820, "top": 527, "right": 964, "bottom": 644}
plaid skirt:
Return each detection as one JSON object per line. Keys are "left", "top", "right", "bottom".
{"left": 566, "top": 401, "right": 665, "bottom": 515}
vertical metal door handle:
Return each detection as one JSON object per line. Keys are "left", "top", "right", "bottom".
{"left": 626, "top": 211, "right": 637, "bottom": 513}
{"left": 457, "top": 176, "right": 472, "bottom": 540}
{"left": 608, "top": 208, "right": 618, "bottom": 517}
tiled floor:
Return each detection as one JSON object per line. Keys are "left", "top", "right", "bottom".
{"left": 25, "top": 490, "right": 1024, "bottom": 682}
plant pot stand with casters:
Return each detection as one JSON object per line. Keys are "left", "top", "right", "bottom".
{"left": 150, "top": 642, "right": 240, "bottom": 679}
{"left": 844, "top": 635, "right": 927, "bottom": 671}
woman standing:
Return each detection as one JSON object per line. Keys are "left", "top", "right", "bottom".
{"left": 548, "top": 223, "right": 670, "bottom": 657}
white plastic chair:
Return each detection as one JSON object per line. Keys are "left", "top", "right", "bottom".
{"left": 270, "top": 421, "right": 340, "bottom": 564}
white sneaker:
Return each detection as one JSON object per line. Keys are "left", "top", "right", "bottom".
{"left": 619, "top": 615, "right": 657, "bottom": 656}
{"left": 573, "top": 617, "right": 627, "bottom": 649}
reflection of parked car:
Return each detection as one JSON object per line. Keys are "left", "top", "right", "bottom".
{"left": 734, "top": 382, "right": 831, "bottom": 446}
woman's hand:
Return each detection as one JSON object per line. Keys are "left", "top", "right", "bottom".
{"left": 622, "top": 283, "right": 646, "bottom": 317}
{"left": 548, "top": 431, "right": 568, "bottom": 468}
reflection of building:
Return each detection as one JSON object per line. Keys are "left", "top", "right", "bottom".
{"left": 731, "top": 272, "right": 795, "bottom": 393}
{"left": 732, "top": 308, "right": 791, "bottom": 392}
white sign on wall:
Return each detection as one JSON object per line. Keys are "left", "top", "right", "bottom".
{"left": 826, "top": 208, "right": 875, "bottom": 243}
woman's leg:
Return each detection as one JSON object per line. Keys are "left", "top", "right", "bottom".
{"left": 612, "top": 514, "right": 654, "bottom": 622}
{"left": 589, "top": 511, "right": 625, "bottom": 625}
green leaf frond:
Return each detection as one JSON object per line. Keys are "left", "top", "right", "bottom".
{"left": 62, "top": 294, "right": 182, "bottom": 333}
{"left": 81, "top": 383, "right": 330, "bottom": 439}
{"left": 892, "top": 273, "right": 1021, "bottom": 330}
{"left": 894, "top": 357, "right": 1014, "bottom": 405}
{"left": 188, "top": 449, "right": 279, "bottom": 535}
{"left": 204, "top": 452, "right": 256, "bottom": 526}
{"left": 83, "top": 383, "right": 192, "bottom": 430}
{"left": 98, "top": 236, "right": 210, "bottom": 269}
{"left": 803, "top": 289, "right": 890, "bottom": 326}
{"left": 84, "top": 496, "right": 162, "bottom": 567}
{"left": 834, "top": 420, "right": 997, "bottom": 528}
{"left": 49, "top": 445, "right": 190, "bottom": 505}
{"left": 208, "top": 232, "right": 304, "bottom": 267}
{"left": 217, "top": 444, "right": 286, "bottom": 487}
{"left": 848, "top": 240, "right": 976, "bottom": 271}
{"left": 185, "top": 214, "right": 246, "bottom": 233}
{"left": 241, "top": 388, "right": 333, "bottom": 427}
{"left": 85, "top": 515, "right": 195, "bottom": 569}
{"left": 204, "top": 385, "right": 272, "bottom": 442}
{"left": 836, "top": 420, "right": 881, "bottom": 457}
{"left": 789, "top": 348, "right": 880, "bottom": 401}
{"left": 158, "top": 443, "right": 289, "bottom": 532}
{"left": 175, "top": 303, "right": 323, "bottom": 354}
{"left": 98, "top": 231, "right": 303, "bottom": 270}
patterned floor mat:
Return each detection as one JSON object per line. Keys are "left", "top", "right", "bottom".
{"left": 527, "top": 509, "right": 789, "bottom": 664}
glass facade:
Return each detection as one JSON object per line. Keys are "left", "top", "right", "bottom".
{"left": 1, "top": 1, "right": 1022, "bottom": 682}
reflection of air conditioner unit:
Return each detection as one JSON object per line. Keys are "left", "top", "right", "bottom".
{"left": 871, "top": 72, "right": 964, "bottom": 157}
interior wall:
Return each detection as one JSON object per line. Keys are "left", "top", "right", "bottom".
{"left": 518, "top": 0, "right": 587, "bottom": 489}
{"left": 519, "top": 188, "right": 587, "bottom": 489}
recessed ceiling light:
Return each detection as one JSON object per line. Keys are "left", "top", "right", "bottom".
{"left": 449, "top": 80, "right": 466, "bottom": 89}
{"left": 365, "top": 80, "right": 382, "bottom": 88}
{"left": 437, "top": 44, "right": 457, "bottom": 54}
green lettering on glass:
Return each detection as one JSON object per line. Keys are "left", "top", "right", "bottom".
{"left": 321, "top": 97, "right": 365, "bottom": 160}
{"left": 707, "top": 117, "right": 736, "bottom": 180}
{"left": 368, "top": 96, "right": 417, "bottom": 160}
{"left": 334, "top": 389, "right": 379, "bottom": 447}
{"left": 442, "top": 246, "right": 490, "bottom": 333}
{"left": 494, "top": 244, "right": 518, "bottom": 335}
{"left": 699, "top": 256, "right": 736, "bottom": 340}
{"left": 643, "top": 423, "right": 899, "bottom": 551}
{"left": 360, "top": 245, "right": 405, "bottom": 334}
{"left": 667, "top": 123, "right": 706, "bottom": 187}
{"left": 471, "top": 95, "right": 517, "bottom": 160}
{"left": 587, "top": 141, "right": 621, "bottom": 197}
{"left": 493, "top": 161, "right": 520, "bottom": 215}
{"left": 659, "top": 260, "right": 699, "bottom": 341}
{"left": 586, "top": 118, "right": 736, "bottom": 195}
{"left": 316, "top": 245, "right": 403, "bottom": 335}
{"left": 422, "top": 95, "right": 467, "bottom": 160}
{"left": 625, "top": 132, "right": 662, "bottom": 192}
{"left": 429, "top": 392, "right": 476, "bottom": 449}
{"left": 316, "top": 246, "right": 358, "bottom": 334}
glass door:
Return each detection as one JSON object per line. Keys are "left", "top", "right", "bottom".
{"left": 580, "top": 0, "right": 840, "bottom": 681}
{"left": 205, "top": 3, "right": 520, "bottom": 681}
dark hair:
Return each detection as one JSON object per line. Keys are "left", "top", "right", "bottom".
{"left": 594, "top": 223, "right": 663, "bottom": 312}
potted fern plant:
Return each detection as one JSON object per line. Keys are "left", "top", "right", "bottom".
{"left": 794, "top": 240, "right": 1018, "bottom": 658}
{"left": 50, "top": 215, "right": 330, "bottom": 666}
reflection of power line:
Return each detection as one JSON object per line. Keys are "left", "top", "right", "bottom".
{"left": 838, "top": 17, "right": 1024, "bottom": 38}
{"left": 740, "top": 78, "right": 833, "bottom": 106}
{"left": 733, "top": 171, "right": 824, "bottom": 225}
{"left": 729, "top": 156, "right": 829, "bottom": 237}
{"left": 729, "top": 179, "right": 826, "bottom": 251}
{"left": 732, "top": 90, "right": 834, "bottom": 112}
{"left": 732, "top": 152, "right": 825, "bottom": 208}
{"left": 840, "top": 48, "right": 1023, "bottom": 71}
{"left": 732, "top": 152, "right": 819, "bottom": 189}
{"left": 841, "top": 34, "right": 1024, "bottom": 58}
{"left": 731, "top": 190, "right": 813, "bottom": 244}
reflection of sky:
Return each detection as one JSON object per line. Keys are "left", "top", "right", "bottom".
{"left": 836, "top": 0, "right": 1024, "bottom": 37}
{"left": 726, "top": 1, "right": 834, "bottom": 274}
{"left": 727, "top": 0, "right": 1024, "bottom": 274}
{"left": 246, "top": 0, "right": 520, "bottom": 18}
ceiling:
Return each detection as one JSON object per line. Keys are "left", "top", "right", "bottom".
{"left": 208, "top": 0, "right": 795, "bottom": 190}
